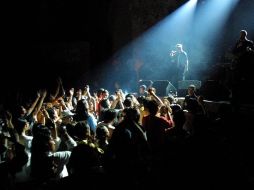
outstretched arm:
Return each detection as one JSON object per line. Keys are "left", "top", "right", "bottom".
{"left": 33, "top": 89, "right": 47, "bottom": 117}
{"left": 50, "top": 77, "right": 65, "bottom": 102}
{"left": 148, "top": 88, "right": 164, "bottom": 107}
{"left": 26, "top": 92, "right": 41, "bottom": 116}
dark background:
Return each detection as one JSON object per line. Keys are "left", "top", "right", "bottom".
{"left": 2, "top": 1, "right": 187, "bottom": 90}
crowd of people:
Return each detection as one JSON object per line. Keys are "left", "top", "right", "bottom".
{"left": 0, "top": 75, "right": 253, "bottom": 189}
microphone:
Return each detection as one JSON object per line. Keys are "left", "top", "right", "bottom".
{"left": 170, "top": 50, "right": 177, "bottom": 56}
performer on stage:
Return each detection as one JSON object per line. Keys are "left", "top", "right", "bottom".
{"left": 231, "top": 29, "right": 254, "bottom": 109}
{"left": 169, "top": 43, "right": 189, "bottom": 88}
{"left": 232, "top": 30, "right": 254, "bottom": 76}
{"left": 232, "top": 30, "right": 254, "bottom": 62}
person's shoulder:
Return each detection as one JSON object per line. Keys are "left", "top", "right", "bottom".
{"left": 182, "top": 51, "right": 188, "bottom": 58}
{"left": 248, "top": 39, "right": 254, "bottom": 45}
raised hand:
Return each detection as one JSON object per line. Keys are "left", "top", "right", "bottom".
{"left": 41, "top": 89, "right": 47, "bottom": 98}
{"left": 69, "top": 88, "right": 74, "bottom": 96}
{"left": 170, "top": 50, "right": 177, "bottom": 57}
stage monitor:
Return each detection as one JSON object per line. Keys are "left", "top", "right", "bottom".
{"left": 152, "top": 80, "right": 177, "bottom": 97}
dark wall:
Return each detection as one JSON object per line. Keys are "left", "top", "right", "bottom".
{"left": 3, "top": 1, "right": 113, "bottom": 89}
{"left": 2, "top": 0, "right": 183, "bottom": 88}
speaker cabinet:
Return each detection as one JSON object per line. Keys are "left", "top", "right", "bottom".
{"left": 199, "top": 80, "right": 230, "bottom": 101}
{"left": 152, "top": 80, "right": 177, "bottom": 97}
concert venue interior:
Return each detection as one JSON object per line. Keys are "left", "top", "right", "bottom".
{"left": 1, "top": 0, "right": 254, "bottom": 189}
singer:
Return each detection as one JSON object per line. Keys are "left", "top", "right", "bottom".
{"left": 169, "top": 43, "right": 189, "bottom": 87}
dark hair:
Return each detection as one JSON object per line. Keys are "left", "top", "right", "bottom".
{"left": 167, "top": 94, "right": 175, "bottom": 104}
{"left": 15, "top": 118, "right": 28, "bottom": 135}
{"left": 103, "top": 109, "right": 117, "bottom": 123}
{"left": 137, "top": 96, "right": 146, "bottom": 105}
{"left": 8, "top": 143, "right": 28, "bottom": 175}
{"left": 170, "top": 104, "right": 182, "bottom": 115}
{"left": 109, "top": 95, "right": 116, "bottom": 102}
{"left": 96, "top": 125, "right": 108, "bottom": 139}
{"left": 125, "top": 93, "right": 134, "bottom": 99}
{"left": 74, "top": 121, "right": 91, "bottom": 141}
{"left": 31, "top": 125, "right": 51, "bottom": 153}
{"left": 240, "top": 29, "right": 247, "bottom": 36}
{"left": 122, "top": 107, "right": 140, "bottom": 123}
{"left": 30, "top": 125, "right": 56, "bottom": 180}
{"left": 75, "top": 99, "right": 89, "bottom": 121}
{"left": 46, "top": 108, "right": 55, "bottom": 120}
{"left": 144, "top": 100, "right": 159, "bottom": 115}
{"left": 68, "top": 142, "right": 102, "bottom": 174}
{"left": 123, "top": 97, "right": 132, "bottom": 108}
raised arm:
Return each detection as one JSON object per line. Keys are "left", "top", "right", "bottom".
{"left": 148, "top": 88, "right": 164, "bottom": 107}
{"left": 50, "top": 77, "right": 65, "bottom": 102}
{"left": 84, "top": 85, "right": 97, "bottom": 113}
{"left": 110, "top": 91, "right": 124, "bottom": 109}
{"left": 33, "top": 89, "right": 47, "bottom": 117}
{"left": 26, "top": 92, "right": 41, "bottom": 116}
{"left": 66, "top": 88, "right": 74, "bottom": 110}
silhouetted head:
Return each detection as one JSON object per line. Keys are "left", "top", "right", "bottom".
{"left": 68, "top": 142, "right": 103, "bottom": 175}
{"left": 240, "top": 30, "right": 247, "bottom": 40}
{"left": 176, "top": 43, "right": 183, "bottom": 52}
{"left": 187, "top": 84, "right": 196, "bottom": 96}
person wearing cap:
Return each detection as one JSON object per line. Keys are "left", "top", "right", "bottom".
{"left": 59, "top": 109, "right": 76, "bottom": 140}
{"left": 182, "top": 84, "right": 198, "bottom": 113}
{"left": 61, "top": 109, "right": 75, "bottom": 127}
{"left": 139, "top": 85, "right": 148, "bottom": 97}
{"left": 61, "top": 109, "right": 75, "bottom": 118}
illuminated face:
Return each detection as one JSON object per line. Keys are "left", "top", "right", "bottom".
{"left": 176, "top": 44, "right": 182, "bottom": 52}
{"left": 102, "top": 91, "right": 109, "bottom": 99}
{"left": 188, "top": 87, "right": 195, "bottom": 95}
{"left": 160, "top": 106, "right": 168, "bottom": 115}
{"left": 139, "top": 87, "right": 145, "bottom": 94}
{"left": 25, "top": 122, "right": 30, "bottom": 131}
{"left": 20, "top": 106, "right": 27, "bottom": 115}
{"left": 88, "top": 101, "right": 94, "bottom": 111}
